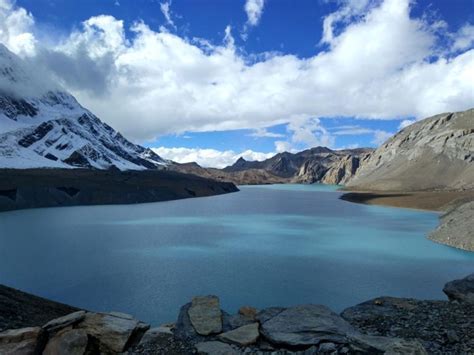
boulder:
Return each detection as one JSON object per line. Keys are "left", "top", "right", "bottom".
{"left": 195, "top": 341, "right": 239, "bottom": 355}
{"left": 260, "top": 304, "right": 355, "bottom": 347}
{"left": 78, "top": 311, "right": 147, "bottom": 353}
{"left": 443, "top": 273, "right": 474, "bottom": 304}
{"left": 218, "top": 323, "right": 259, "bottom": 346}
{"left": 188, "top": 296, "right": 222, "bottom": 336}
{"left": 0, "top": 327, "right": 44, "bottom": 355}
{"left": 42, "top": 311, "right": 86, "bottom": 333}
{"left": 255, "top": 307, "right": 285, "bottom": 324}
{"left": 43, "top": 329, "right": 88, "bottom": 355}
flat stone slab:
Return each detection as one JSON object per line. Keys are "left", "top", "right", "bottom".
{"left": 443, "top": 273, "right": 474, "bottom": 304}
{"left": 42, "top": 311, "right": 86, "bottom": 333}
{"left": 260, "top": 304, "right": 355, "bottom": 346}
{"left": 218, "top": 322, "right": 259, "bottom": 346}
{"left": 188, "top": 296, "right": 222, "bottom": 335}
{"left": 195, "top": 341, "right": 238, "bottom": 355}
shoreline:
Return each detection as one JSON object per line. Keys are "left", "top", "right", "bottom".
{"left": 338, "top": 190, "right": 474, "bottom": 212}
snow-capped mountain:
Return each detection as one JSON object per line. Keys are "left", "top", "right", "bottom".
{"left": 0, "top": 44, "right": 168, "bottom": 170}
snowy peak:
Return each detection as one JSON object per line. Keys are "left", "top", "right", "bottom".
{"left": 0, "top": 44, "right": 168, "bottom": 170}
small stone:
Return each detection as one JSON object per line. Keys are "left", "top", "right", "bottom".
{"left": 318, "top": 342, "right": 337, "bottom": 352}
{"left": 188, "top": 296, "right": 222, "bottom": 336}
{"left": 239, "top": 306, "right": 257, "bottom": 320}
{"left": 218, "top": 323, "right": 259, "bottom": 346}
{"left": 446, "top": 330, "right": 459, "bottom": 343}
{"left": 195, "top": 341, "right": 239, "bottom": 355}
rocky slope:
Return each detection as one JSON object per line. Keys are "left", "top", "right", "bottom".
{"left": 0, "top": 44, "right": 168, "bottom": 170}
{"left": 347, "top": 109, "right": 474, "bottom": 191}
{"left": 429, "top": 200, "right": 474, "bottom": 251}
{"left": 2, "top": 274, "right": 473, "bottom": 354}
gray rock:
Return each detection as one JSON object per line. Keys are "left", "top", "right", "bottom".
{"left": 42, "top": 311, "right": 86, "bottom": 333}
{"left": 78, "top": 311, "right": 145, "bottom": 353}
{"left": 139, "top": 326, "right": 173, "bottom": 346}
{"left": 43, "top": 329, "right": 88, "bottom": 355}
{"left": 350, "top": 334, "right": 427, "bottom": 354}
{"left": 443, "top": 273, "right": 474, "bottom": 304}
{"left": 0, "top": 327, "right": 44, "bottom": 355}
{"left": 255, "top": 307, "right": 285, "bottom": 324}
{"left": 195, "top": 341, "right": 239, "bottom": 355}
{"left": 318, "top": 342, "right": 337, "bottom": 352}
{"left": 174, "top": 302, "right": 203, "bottom": 342}
{"left": 218, "top": 323, "right": 259, "bottom": 346}
{"left": 188, "top": 296, "right": 222, "bottom": 336}
{"left": 260, "top": 304, "right": 355, "bottom": 346}
{"left": 223, "top": 313, "right": 255, "bottom": 331}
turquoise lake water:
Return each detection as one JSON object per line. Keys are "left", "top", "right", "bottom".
{"left": 0, "top": 184, "right": 473, "bottom": 325}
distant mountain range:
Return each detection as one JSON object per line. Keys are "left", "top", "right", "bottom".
{"left": 172, "top": 109, "right": 474, "bottom": 190}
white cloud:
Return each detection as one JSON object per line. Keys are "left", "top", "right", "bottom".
{"left": 274, "top": 141, "right": 295, "bottom": 153}
{"left": 452, "top": 24, "right": 474, "bottom": 51}
{"left": 0, "top": 0, "right": 473, "bottom": 144}
{"left": 244, "top": 0, "right": 265, "bottom": 27}
{"left": 372, "top": 129, "right": 393, "bottom": 145}
{"left": 242, "top": 0, "right": 265, "bottom": 40}
{"left": 160, "top": 1, "right": 176, "bottom": 30}
{"left": 398, "top": 119, "right": 415, "bottom": 129}
{"left": 0, "top": 0, "right": 36, "bottom": 56}
{"left": 248, "top": 127, "right": 284, "bottom": 138}
{"left": 152, "top": 147, "right": 274, "bottom": 168}
{"left": 321, "top": 0, "right": 371, "bottom": 44}
{"left": 332, "top": 127, "right": 375, "bottom": 135}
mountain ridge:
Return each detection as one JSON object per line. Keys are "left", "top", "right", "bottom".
{"left": 0, "top": 44, "right": 168, "bottom": 170}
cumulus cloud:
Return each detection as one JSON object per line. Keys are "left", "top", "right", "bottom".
{"left": 452, "top": 24, "right": 474, "bottom": 51}
{"left": 0, "top": 0, "right": 473, "bottom": 145}
{"left": 0, "top": 0, "right": 36, "bottom": 56}
{"left": 152, "top": 147, "right": 274, "bottom": 168}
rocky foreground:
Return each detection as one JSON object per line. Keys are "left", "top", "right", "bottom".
{"left": 1, "top": 274, "right": 473, "bottom": 354}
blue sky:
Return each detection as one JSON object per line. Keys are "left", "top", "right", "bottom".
{"left": 3, "top": 0, "right": 474, "bottom": 166}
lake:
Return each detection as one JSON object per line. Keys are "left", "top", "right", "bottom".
{"left": 0, "top": 184, "right": 473, "bottom": 325}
